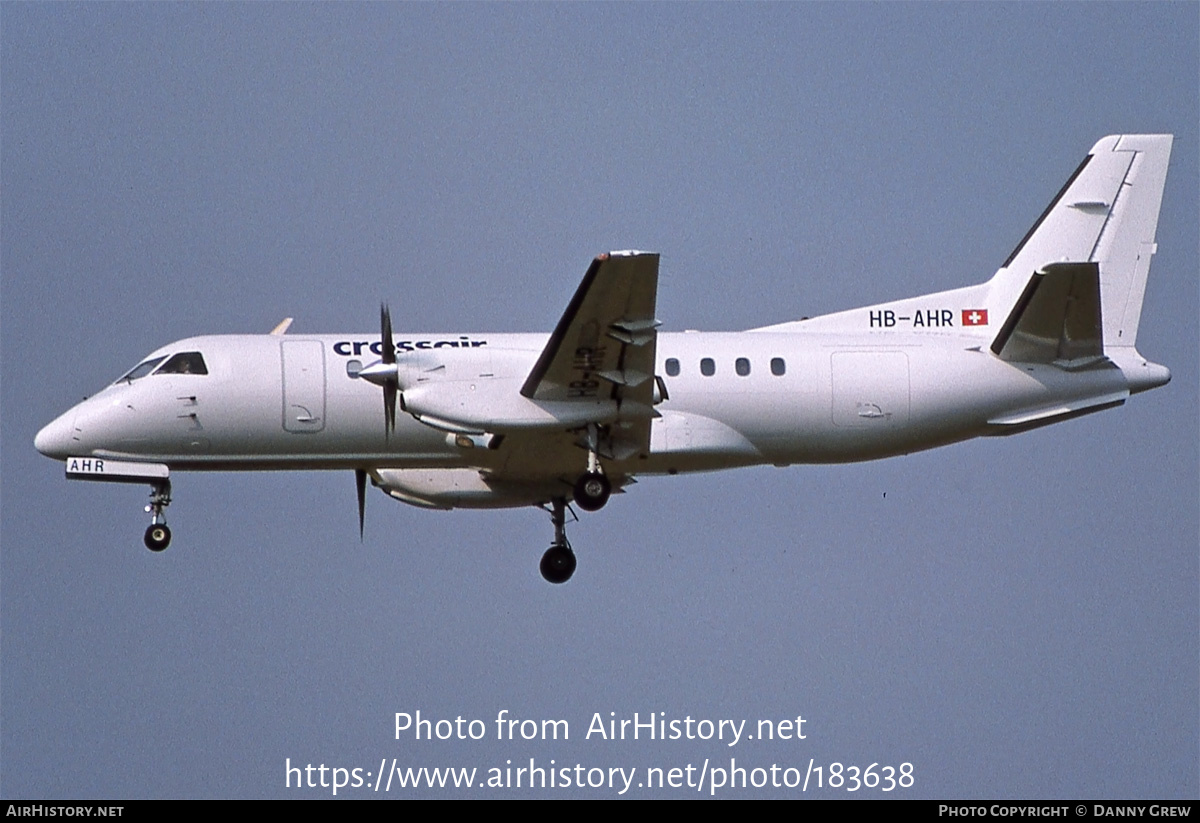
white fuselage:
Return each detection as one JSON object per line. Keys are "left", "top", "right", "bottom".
{"left": 36, "top": 327, "right": 1143, "bottom": 480}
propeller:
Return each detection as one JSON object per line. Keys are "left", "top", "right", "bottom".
{"left": 380, "top": 304, "right": 398, "bottom": 435}
{"left": 358, "top": 303, "right": 400, "bottom": 438}
{"left": 356, "top": 304, "right": 402, "bottom": 538}
{"left": 355, "top": 468, "right": 367, "bottom": 540}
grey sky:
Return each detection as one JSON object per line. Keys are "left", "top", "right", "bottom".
{"left": 2, "top": 3, "right": 1196, "bottom": 798}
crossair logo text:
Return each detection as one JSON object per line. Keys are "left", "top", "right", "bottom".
{"left": 333, "top": 337, "right": 487, "bottom": 356}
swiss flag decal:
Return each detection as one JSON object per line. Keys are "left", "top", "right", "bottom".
{"left": 962, "top": 309, "right": 989, "bottom": 326}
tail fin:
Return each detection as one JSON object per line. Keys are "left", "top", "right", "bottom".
{"left": 986, "top": 134, "right": 1173, "bottom": 351}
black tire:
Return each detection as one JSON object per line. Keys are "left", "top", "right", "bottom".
{"left": 540, "top": 544, "right": 576, "bottom": 584}
{"left": 144, "top": 524, "right": 171, "bottom": 552}
{"left": 573, "top": 472, "right": 611, "bottom": 512}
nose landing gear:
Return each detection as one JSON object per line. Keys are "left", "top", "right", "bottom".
{"left": 142, "top": 480, "right": 172, "bottom": 552}
{"left": 144, "top": 523, "right": 171, "bottom": 552}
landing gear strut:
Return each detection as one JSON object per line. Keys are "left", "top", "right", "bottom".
{"left": 539, "top": 497, "right": 576, "bottom": 584}
{"left": 143, "top": 480, "right": 172, "bottom": 552}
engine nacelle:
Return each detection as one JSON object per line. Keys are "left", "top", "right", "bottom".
{"left": 401, "top": 379, "right": 620, "bottom": 434}
{"left": 374, "top": 468, "right": 541, "bottom": 510}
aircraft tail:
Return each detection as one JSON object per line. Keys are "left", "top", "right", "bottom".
{"left": 984, "top": 134, "right": 1173, "bottom": 352}
{"left": 989, "top": 261, "right": 1103, "bottom": 368}
{"left": 751, "top": 134, "right": 1172, "bottom": 355}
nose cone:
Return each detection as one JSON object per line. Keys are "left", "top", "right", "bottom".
{"left": 35, "top": 409, "right": 77, "bottom": 459}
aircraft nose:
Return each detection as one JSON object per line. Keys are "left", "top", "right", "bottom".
{"left": 34, "top": 410, "right": 77, "bottom": 459}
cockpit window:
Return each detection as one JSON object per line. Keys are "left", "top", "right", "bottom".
{"left": 156, "top": 351, "right": 208, "bottom": 375}
{"left": 118, "top": 356, "right": 168, "bottom": 383}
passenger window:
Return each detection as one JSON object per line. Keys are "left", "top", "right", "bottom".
{"left": 735, "top": 357, "right": 750, "bottom": 376}
{"left": 347, "top": 359, "right": 363, "bottom": 379}
{"left": 156, "top": 352, "right": 208, "bottom": 375}
{"left": 700, "top": 357, "right": 715, "bottom": 376}
{"left": 771, "top": 357, "right": 786, "bottom": 376}
{"left": 665, "top": 358, "right": 680, "bottom": 377}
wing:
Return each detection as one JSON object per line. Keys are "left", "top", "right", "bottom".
{"left": 521, "top": 250, "right": 661, "bottom": 460}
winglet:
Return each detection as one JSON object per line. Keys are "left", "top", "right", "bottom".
{"left": 270, "top": 317, "right": 294, "bottom": 335}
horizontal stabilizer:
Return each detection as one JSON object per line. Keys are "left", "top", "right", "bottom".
{"left": 985, "top": 391, "right": 1128, "bottom": 435}
{"left": 990, "top": 262, "right": 1103, "bottom": 366}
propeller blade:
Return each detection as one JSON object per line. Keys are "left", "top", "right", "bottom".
{"left": 381, "top": 303, "right": 396, "bottom": 364}
{"left": 355, "top": 469, "right": 367, "bottom": 540}
{"left": 383, "top": 384, "right": 397, "bottom": 436}
{"left": 381, "top": 303, "right": 398, "bottom": 437}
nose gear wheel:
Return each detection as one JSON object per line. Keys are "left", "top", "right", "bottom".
{"left": 144, "top": 523, "right": 171, "bottom": 551}
{"left": 142, "top": 480, "right": 173, "bottom": 552}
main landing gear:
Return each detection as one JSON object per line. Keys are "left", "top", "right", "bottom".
{"left": 539, "top": 424, "right": 616, "bottom": 582}
{"left": 572, "top": 472, "right": 610, "bottom": 511}
{"left": 573, "top": 423, "right": 611, "bottom": 512}
{"left": 539, "top": 498, "right": 576, "bottom": 584}
{"left": 142, "top": 480, "right": 172, "bottom": 552}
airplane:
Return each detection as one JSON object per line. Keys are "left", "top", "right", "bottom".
{"left": 35, "top": 134, "right": 1174, "bottom": 584}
